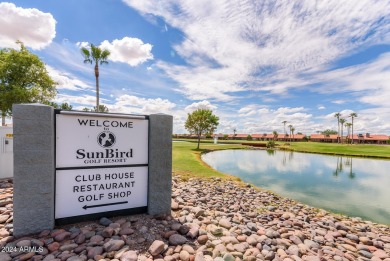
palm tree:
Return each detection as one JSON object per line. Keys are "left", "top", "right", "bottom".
{"left": 273, "top": 130, "right": 278, "bottom": 141}
{"left": 291, "top": 127, "right": 295, "bottom": 141}
{"left": 233, "top": 128, "right": 237, "bottom": 140}
{"left": 81, "top": 44, "right": 110, "bottom": 112}
{"left": 288, "top": 124, "right": 293, "bottom": 142}
{"left": 345, "top": 122, "right": 352, "bottom": 143}
{"left": 334, "top": 112, "right": 341, "bottom": 143}
{"left": 282, "top": 121, "right": 287, "bottom": 140}
{"left": 339, "top": 118, "right": 346, "bottom": 143}
{"left": 349, "top": 112, "right": 358, "bottom": 144}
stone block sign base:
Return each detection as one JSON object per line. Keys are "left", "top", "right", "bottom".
{"left": 13, "top": 104, "right": 173, "bottom": 237}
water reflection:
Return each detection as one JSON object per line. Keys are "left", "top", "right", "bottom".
{"left": 202, "top": 150, "right": 390, "bottom": 225}
{"left": 333, "top": 157, "right": 355, "bottom": 179}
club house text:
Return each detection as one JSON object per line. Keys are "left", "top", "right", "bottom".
{"left": 78, "top": 119, "right": 134, "bottom": 128}
{"left": 73, "top": 172, "right": 135, "bottom": 202}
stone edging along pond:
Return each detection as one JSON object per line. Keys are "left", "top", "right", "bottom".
{"left": 0, "top": 176, "right": 390, "bottom": 261}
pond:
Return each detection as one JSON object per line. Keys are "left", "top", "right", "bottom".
{"left": 202, "top": 149, "right": 390, "bottom": 225}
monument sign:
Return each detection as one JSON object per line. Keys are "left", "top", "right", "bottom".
{"left": 55, "top": 111, "right": 149, "bottom": 223}
{"left": 13, "top": 104, "right": 172, "bottom": 236}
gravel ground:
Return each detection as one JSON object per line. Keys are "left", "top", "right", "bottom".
{"left": 0, "top": 176, "right": 389, "bottom": 261}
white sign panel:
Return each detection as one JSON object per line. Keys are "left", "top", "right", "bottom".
{"left": 56, "top": 114, "right": 148, "bottom": 168}
{"left": 55, "top": 166, "right": 148, "bottom": 219}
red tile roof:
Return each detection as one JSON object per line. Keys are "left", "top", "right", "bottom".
{"left": 310, "top": 134, "right": 338, "bottom": 140}
{"left": 350, "top": 134, "right": 389, "bottom": 141}
{"left": 228, "top": 134, "right": 250, "bottom": 138}
{"left": 310, "top": 134, "right": 389, "bottom": 141}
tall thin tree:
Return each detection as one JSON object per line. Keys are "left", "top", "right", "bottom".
{"left": 282, "top": 120, "right": 287, "bottom": 141}
{"left": 81, "top": 44, "right": 110, "bottom": 112}
{"left": 339, "top": 118, "right": 346, "bottom": 143}
{"left": 349, "top": 112, "right": 358, "bottom": 144}
{"left": 334, "top": 112, "right": 341, "bottom": 143}
{"left": 273, "top": 130, "right": 278, "bottom": 141}
{"left": 291, "top": 127, "right": 295, "bottom": 141}
{"left": 288, "top": 124, "right": 293, "bottom": 142}
{"left": 345, "top": 122, "right": 352, "bottom": 142}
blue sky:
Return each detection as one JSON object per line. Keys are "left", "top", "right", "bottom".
{"left": 1, "top": 0, "right": 390, "bottom": 134}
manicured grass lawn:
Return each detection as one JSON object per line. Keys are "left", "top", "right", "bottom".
{"left": 285, "top": 142, "right": 390, "bottom": 158}
{"left": 172, "top": 141, "right": 245, "bottom": 179}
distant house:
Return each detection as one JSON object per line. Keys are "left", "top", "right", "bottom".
{"left": 174, "top": 134, "right": 190, "bottom": 138}
{"left": 252, "top": 133, "right": 273, "bottom": 141}
{"left": 276, "top": 134, "right": 306, "bottom": 142}
{"left": 174, "top": 132, "right": 388, "bottom": 144}
{"left": 310, "top": 133, "right": 389, "bottom": 144}
{"left": 187, "top": 134, "right": 205, "bottom": 139}
{"left": 228, "top": 134, "right": 250, "bottom": 140}
{"left": 228, "top": 133, "right": 306, "bottom": 142}
{"left": 310, "top": 134, "right": 339, "bottom": 143}
{"left": 213, "top": 133, "right": 225, "bottom": 139}
{"left": 350, "top": 133, "right": 389, "bottom": 144}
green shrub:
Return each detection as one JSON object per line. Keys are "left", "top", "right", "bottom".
{"left": 267, "top": 140, "right": 276, "bottom": 148}
{"left": 247, "top": 135, "right": 253, "bottom": 141}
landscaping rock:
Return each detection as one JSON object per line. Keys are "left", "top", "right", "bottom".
{"left": 149, "top": 240, "right": 166, "bottom": 256}
{"left": 169, "top": 234, "right": 187, "bottom": 246}
{"left": 0, "top": 176, "right": 389, "bottom": 261}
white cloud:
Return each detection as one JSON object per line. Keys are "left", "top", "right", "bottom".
{"left": 318, "top": 105, "right": 326, "bottom": 110}
{"left": 355, "top": 108, "right": 390, "bottom": 134}
{"left": 238, "top": 105, "right": 256, "bottom": 114}
{"left": 99, "top": 37, "right": 153, "bottom": 66}
{"left": 53, "top": 93, "right": 178, "bottom": 123}
{"left": 123, "top": 0, "right": 390, "bottom": 100}
{"left": 185, "top": 100, "right": 217, "bottom": 112}
{"left": 55, "top": 94, "right": 96, "bottom": 107}
{"left": 331, "top": 100, "right": 346, "bottom": 104}
{"left": 230, "top": 105, "right": 314, "bottom": 134}
{"left": 238, "top": 104, "right": 268, "bottom": 117}
{"left": 0, "top": 2, "right": 56, "bottom": 50}
{"left": 76, "top": 42, "right": 89, "bottom": 49}
{"left": 216, "top": 120, "right": 238, "bottom": 134}
{"left": 47, "top": 66, "right": 91, "bottom": 91}
{"left": 111, "top": 94, "right": 175, "bottom": 114}
{"left": 317, "top": 53, "right": 390, "bottom": 108}
{"left": 320, "top": 108, "right": 390, "bottom": 134}
{"left": 275, "top": 107, "right": 305, "bottom": 115}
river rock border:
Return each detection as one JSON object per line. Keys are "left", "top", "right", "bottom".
{"left": 0, "top": 176, "right": 390, "bottom": 261}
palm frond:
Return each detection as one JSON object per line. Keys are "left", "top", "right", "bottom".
{"left": 81, "top": 47, "right": 92, "bottom": 64}
{"left": 99, "top": 50, "right": 110, "bottom": 65}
